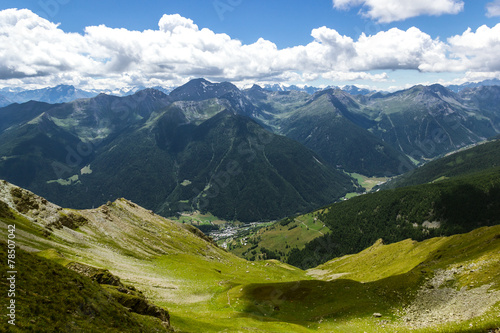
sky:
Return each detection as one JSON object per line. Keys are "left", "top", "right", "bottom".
{"left": 0, "top": 0, "right": 500, "bottom": 92}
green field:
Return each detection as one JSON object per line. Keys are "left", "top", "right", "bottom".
{"left": 224, "top": 211, "right": 330, "bottom": 262}
{"left": 348, "top": 173, "right": 389, "bottom": 192}
{"left": 169, "top": 210, "right": 230, "bottom": 226}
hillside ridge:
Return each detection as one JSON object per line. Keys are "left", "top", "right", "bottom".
{"left": 1, "top": 179, "right": 499, "bottom": 332}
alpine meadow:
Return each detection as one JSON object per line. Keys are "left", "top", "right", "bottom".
{"left": 1, "top": 2, "right": 500, "bottom": 332}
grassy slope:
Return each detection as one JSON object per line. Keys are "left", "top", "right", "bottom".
{"left": 169, "top": 211, "right": 228, "bottom": 226}
{"left": 0, "top": 181, "right": 310, "bottom": 332}
{"left": 287, "top": 167, "right": 500, "bottom": 269}
{"left": 233, "top": 225, "right": 500, "bottom": 332}
{"left": 226, "top": 225, "right": 500, "bottom": 333}
{"left": 0, "top": 242, "right": 170, "bottom": 333}
{"left": 348, "top": 173, "right": 389, "bottom": 192}
{"left": 1, "top": 180, "right": 499, "bottom": 332}
{"left": 225, "top": 211, "right": 330, "bottom": 262}
{"left": 305, "top": 226, "right": 500, "bottom": 331}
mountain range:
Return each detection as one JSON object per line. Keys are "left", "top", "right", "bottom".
{"left": 0, "top": 82, "right": 356, "bottom": 221}
{"left": 2, "top": 75, "right": 499, "bottom": 332}
{"left": 0, "top": 78, "right": 499, "bottom": 222}
{"left": 247, "top": 82, "right": 500, "bottom": 175}
{"left": 447, "top": 78, "right": 500, "bottom": 93}
{"left": 0, "top": 84, "right": 175, "bottom": 107}
{"left": 0, "top": 85, "right": 96, "bottom": 106}
{"left": 2, "top": 78, "right": 499, "bottom": 108}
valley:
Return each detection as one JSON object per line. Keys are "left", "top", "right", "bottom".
{"left": 2, "top": 3, "right": 500, "bottom": 332}
{"left": 1, "top": 79, "right": 499, "bottom": 224}
{"left": 1, "top": 79, "right": 500, "bottom": 332}
{"left": 1, "top": 180, "right": 499, "bottom": 332}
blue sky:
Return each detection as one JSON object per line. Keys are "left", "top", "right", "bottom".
{"left": 1, "top": 0, "right": 499, "bottom": 91}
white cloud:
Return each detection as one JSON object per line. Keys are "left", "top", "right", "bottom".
{"left": 463, "top": 71, "right": 500, "bottom": 82}
{"left": 447, "top": 24, "right": 500, "bottom": 72}
{"left": 322, "top": 71, "right": 388, "bottom": 82}
{"left": 158, "top": 13, "right": 198, "bottom": 32}
{"left": 308, "top": 27, "right": 357, "bottom": 69}
{"left": 0, "top": 9, "right": 499, "bottom": 91}
{"left": 354, "top": 27, "right": 447, "bottom": 71}
{"left": 0, "top": 9, "right": 97, "bottom": 79}
{"left": 486, "top": 0, "right": 500, "bottom": 17}
{"left": 332, "top": 0, "right": 464, "bottom": 23}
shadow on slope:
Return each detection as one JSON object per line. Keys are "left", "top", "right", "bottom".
{"left": 0, "top": 242, "right": 171, "bottom": 333}
{"left": 236, "top": 225, "right": 500, "bottom": 331}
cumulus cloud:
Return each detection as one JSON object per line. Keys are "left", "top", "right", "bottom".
{"left": 158, "top": 13, "right": 198, "bottom": 32}
{"left": 322, "top": 71, "right": 388, "bottom": 81}
{"left": 0, "top": 9, "right": 499, "bottom": 91}
{"left": 0, "top": 9, "right": 97, "bottom": 79}
{"left": 354, "top": 27, "right": 447, "bottom": 71}
{"left": 332, "top": 0, "right": 464, "bottom": 23}
{"left": 447, "top": 24, "right": 500, "bottom": 72}
{"left": 486, "top": 0, "right": 500, "bottom": 17}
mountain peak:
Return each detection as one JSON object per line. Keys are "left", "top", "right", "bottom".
{"left": 190, "top": 78, "right": 211, "bottom": 84}
{"left": 341, "top": 85, "right": 374, "bottom": 96}
{"left": 312, "top": 87, "right": 354, "bottom": 101}
{"left": 394, "top": 83, "right": 450, "bottom": 98}
{"left": 249, "top": 84, "right": 264, "bottom": 91}
{"left": 427, "top": 83, "right": 448, "bottom": 92}
{"left": 425, "top": 83, "right": 457, "bottom": 98}
{"left": 169, "top": 78, "right": 240, "bottom": 102}
{"left": 133, "top": 87, "right": 169, "bottom": 100}
{"left": 54, "top": 84, "right": 76, "bottom": 90}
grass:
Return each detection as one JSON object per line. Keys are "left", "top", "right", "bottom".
{"left": 309, "top": 237, "right": 449, "bottom": 283}
{"left": 46, "top": 174, "right": 80, "bottom": 186}
{"left": 431, "top": 175, "right": 449, "bottom": 183}
{"left": 342, "top": 192, "right": 360, "bottom": 199}
{"left": 310, "top": 225, "right": 500, "bottom": 286}
{"left": 337, "top": 173, "right": 389, "bottom": 200}
{"left": 1, "top": 180, "right": 500, "bottom": 332}
{"left": 0, "top": 241, "right": 170, "bottom": 333}
{"left": 225, "top": 211, "right": 330, "bottom": 262}
{"left": 228, "top": 226, "right": 500, "bottom": 332}
{"left": 147, "top": 253, "right": 310, "bottom": 332}
{"left": 348, "top": 173, "right": 389, "bottom": 192}
{"left": 169, "top": 210, "right": 232, "bottom": 226}
{"left": 36, "top": 248, "right": 73, "bottom": 266}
